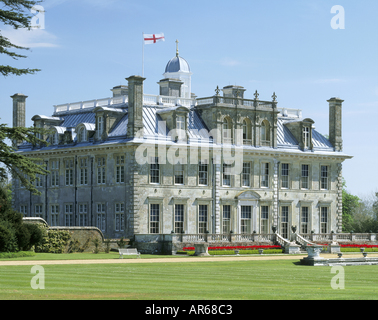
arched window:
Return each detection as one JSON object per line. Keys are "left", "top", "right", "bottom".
{"left": 260, "top": 120, "right": 270, "bottom": 146}
{"left": 51, "top": 131, "right": 59, "bottom": 145}
{"left": 79, "top": 127, "right": 87, "bottom": 142}
{"left": 242, "top": 118, "right": 252, "bottom": 145}
{"left": 223, "top": 117, "right": 233, "bottom": 144}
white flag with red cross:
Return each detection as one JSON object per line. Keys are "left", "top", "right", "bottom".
{"left": 143, "top": 33, "right": 165, "bottom": 44}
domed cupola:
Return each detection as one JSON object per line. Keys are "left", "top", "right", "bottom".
{"left": 162, "top": 40, "right": 192, "bottom": 99}
{"left": 165, "top": 55, "right": 191, "bottom": 73}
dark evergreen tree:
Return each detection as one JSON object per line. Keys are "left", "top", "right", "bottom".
{"left": 0, "top": 0, "right": 42, "bottom": 76}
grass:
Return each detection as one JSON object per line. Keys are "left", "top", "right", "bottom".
{"left": 1, "top": 255, "right": 378, "bottom": 300}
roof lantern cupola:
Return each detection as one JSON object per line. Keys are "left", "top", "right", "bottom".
{"left": 163, "top": 40, "right": 192, "bottom": 99}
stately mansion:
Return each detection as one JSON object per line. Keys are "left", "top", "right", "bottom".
{"left": 12, "top": 49, "right": 352, "bottom": 248}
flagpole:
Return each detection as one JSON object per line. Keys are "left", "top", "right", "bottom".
{"left": 142, "top": 32, "right": 144, "bottom": 77}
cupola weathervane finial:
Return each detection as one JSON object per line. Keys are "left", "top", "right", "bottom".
{"left": 176, "top": 39, "right": 179, "bottom": 57}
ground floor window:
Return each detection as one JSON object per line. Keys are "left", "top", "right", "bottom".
{"left": 198, "top": 205, "right": 208, "bottom": 234}
{"left": 174, "top": 204, "right": 184, "bottom": 234}
{"left": 115, "top": 203, "right": 125, "bottom": 232}
{"left": 97, "top": 203, "right": 106, "bottom": 231}
{"left": 65, "top": 204, "right": 73, "bottom": 227}
{"left": 281, "top": 206, "right": 289, "bottom": 239}
{"left": 241, "top": 206, "right": 251, "bottom": 234}
{"left": 79, "top": 204, "right": 88, "bottom": 227}
{"left": 301, "top": 207, "right": 309, "bottom": 234}
{"left": 51, "top": 205, "right": 59, "bottom": 227}
{"left": 321, "top": 207, "right": 328, "bottom": 233}
{"left": 150, "top": 204, "right": 160, "bottom": 234}
{"left": 35, "top": 204, "right": 43, "bottom": 218}
{"left": 222, "top": 205, "right": 231, "bottom": 234}
{"left": 20, "top": 205, "right": 28, "bottom": 217}
{"left": 261, "top": 206, "right": 269, "bottom": 234}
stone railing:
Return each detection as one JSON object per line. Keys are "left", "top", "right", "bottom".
{"left": 53, "top": 94, "right": 196, "bottom": 114}
{"left": 171, "top": 233, "right": 277, "bottom": 244}
{"left": 299, "top": 233, "right": 377, "bottom": 242}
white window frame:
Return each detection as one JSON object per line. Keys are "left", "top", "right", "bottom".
{"left": 51, "top": 204, "right": 59, "bottom": 227}
{"left": 64, "top": 204, "right": 73, "bottom": 227}
{"left": 149, "top": 203, "right": 160, "bottom": 234}
{"left": 97, "top": 157, "right": 106, "bottom": 185}
{"left": 35, "top": 204, "right": 43, "bottom": 218}
{"left": 174, "top": 163, "right": 184, "bottom": 185}
{"left": 79, "top": 158, "right": 88, "bottom": 186}
{"left": 51, "top": 160, "right": 59, "bottom": 187}
{"left": 260, "top": 206, "right": 269, "bottom": 234}
{"left": 150, "top": 157, "right": 160, "bottom": 184}
{"left": 198, "top": 160, "right": 208, "bottom": 186}
{"left": 320, "top": 206, "right": 329, "bottom": 233}
{"left": 223, "top": 162, "right": 232, "bottom": 187}
{"left": 301, "top": 206, "right": 309, "bottom": 234}
{"left": 222, "top": 205, "right": 231, "bottom": 234}
{"left": 65, "top": 159, "right": 74, "bottom": 186}
{"left": 281, "top": 163, "right": 289, "bottom": 189}
{"left": 174, "top": 204, "right": 184, "bottom": 234}
{"left": 176, "top": 115, "right": 186, "bottom": 141}
{"left": 116, "top": 155, "right": 125, "bottom": 184}
{"left": 198, "top": 204, "right": 208, "bottom": 234}
{"left": 261, "top": 162, "right": 269, "bottom": 188}
{"left": 115, "top": 202, "right": 125, "bottom": 232}
{"left": 303, "top": 126, "right": 310, "bottom": 149}
{"left": 320, "top": 165, "right": 329, "bottom": 190}
{"left": 301, "top": 164, "right": 310, "bottom": 190}
{"left": 78, "top": 203, "right": 88, "bottom": 227}
{"left": 96, "top": 203, "right": 106, "bottom": 232}
{"left": 97, "top": 116, "right": 104, "bottom": 139}
{"left": 242, "top": 162, "right": 251, "bottom": 187}
{"left": 241, "top": 206, "right": 252, "bottom": 234}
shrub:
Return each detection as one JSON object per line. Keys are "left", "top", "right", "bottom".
{"left": 35, "top": 229, "right": 71, "bottom": 253}
{"left": 92, "top": 238, "right": 100, "bottom": 254}
{"left": 0, "top": 223, "right": 18, "bottom": 252}
{"left": 25, "top": 223, "right": 44, "bottom": 250}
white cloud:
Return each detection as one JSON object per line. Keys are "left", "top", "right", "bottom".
{"left": 2, "top": 27, "right": 59, "bottom": 48}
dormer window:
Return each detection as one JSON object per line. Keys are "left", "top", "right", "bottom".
{"left": 52, "top": 131, "right": 59, "bottom": 145}
{"left": 97, "top": 116, "right": 104, "bottom": 139}
{"left": 176, "top": 115, "right": 186, "bottom": 141}
{"left": 303, "top": 126, "right": 310, "bottom": 149}
{"left": 79, "top": 127, "right": 87, "bottom": 142}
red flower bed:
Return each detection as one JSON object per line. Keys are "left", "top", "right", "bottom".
{"left": 183, "top": 245, "right": 281, "bottom": 251}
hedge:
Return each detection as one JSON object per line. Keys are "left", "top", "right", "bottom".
{"left": 0, "top": 251, "right": 36, "bottom": 259}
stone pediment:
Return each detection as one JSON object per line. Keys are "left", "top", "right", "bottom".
{"left": 236, "top": 190, "right": 260, "bottom": 200}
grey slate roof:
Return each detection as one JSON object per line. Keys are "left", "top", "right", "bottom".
{"left": 20, "top": 104, "right": 335, "bottom": 153}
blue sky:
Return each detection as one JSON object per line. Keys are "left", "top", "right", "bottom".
{"left": 1, "top": 0, "right": 377, "bottom": 197}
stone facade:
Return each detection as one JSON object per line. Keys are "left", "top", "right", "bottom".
{"left": 11, "top": 52, "right": 352, "bottom": 253}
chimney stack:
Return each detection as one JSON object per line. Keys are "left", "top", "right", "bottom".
{"left": 328, "top": 97, "right": 344, "bottom": 152}
{"left": 11, "top": 93, "right": 28, "bottom": 147}
{"left": 111, "top": 85, "right": 128, "bottom": 97}
{"left": 126, "top": 75, "right": 145, "bottom": 138}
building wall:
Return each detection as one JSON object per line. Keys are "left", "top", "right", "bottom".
{"left": 13, "top": 140, "right": 344, "bottom": 239}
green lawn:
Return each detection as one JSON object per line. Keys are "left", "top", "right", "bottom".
{"left": 1, "top": 258, "right": 378, "bottom": 300}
